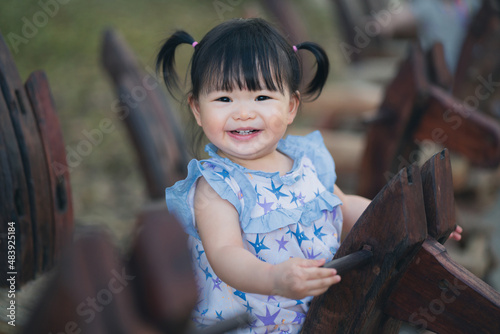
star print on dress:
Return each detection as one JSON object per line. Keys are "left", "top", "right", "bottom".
{"left": 193, "top": 316, "right": 209, "bottom": 328}
{"left": 234, "top": 290, "right": 247, "bottom": 301}
{"left": 256, "top": 306, "right": 280, "bottom": 326}
{"left": 291, "top": 224, "right": 309, "bottom": 247}
{"left": 212, "top": 277, "right": 223, "bottom": 291}
{"left": 297, "top": 192, "right": 306, "bottom": 205}
{"left": 314, "top": 189, "right": 321, "bottom": 198}
{"left": 202, "top": 162, "right": 215, "bottom": 170}
{"left": 276, "top": 236, "right": 289, "bottom": 252}
{"left": 255, "top": 185, "right": 262, "bottom": 202}
{"left": 200, "top": 265, "right": 212, "bottom": 280}
{"left": 258, "top": 198, "right": 274, "bottom": 214}
{"left": 313, "top": 223, "right": 327, "bottom": 241}
{"left": 289, "top": 191, "right": 299, "bottom": 207}
{"left": 306, "top": 247, "right": 321, "bottom": 259}
{"left": 292, "top": 312, "right": 306, "bottom": 324}
{"left": 194, "top": 298, "right": 203, "bottom": 312}
{"left": 249, "top": 235, "right": 270, "bottom": 254}
{"left": 267, "top": 295, "right": 277, "bottom": 302}
{"left": 303, "top": 163, "right": 316, "bottom": 174}
{"left": 265, "top": 180, "right": 289, "bottom": 200}
{"left": 216, "top": 310, "right": 225, "bottom": 321}
{"left": 195, "top": 244, "right": 205, "bottom": 263}
{"left": 244, "top": 301, "right": 253, "bottom": 313}
{"left": 216, "top": 169, "right": 230, "bottom": 179}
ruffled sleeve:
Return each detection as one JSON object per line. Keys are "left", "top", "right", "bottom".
{"left": 165, "top": 159, "right": 246, "bottom": 240}
{"left": 280, "top": 130, "right": 337, "bottom": 193}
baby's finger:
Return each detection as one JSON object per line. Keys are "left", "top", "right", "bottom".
{"left": 305, "top": 266, "right": 337, "bottom": 278}
{"left": 309, "top": 284, "right": 338, "bottom": 297}
{"left": 305, "top": 275, "right": 341, "bottom": 291}
{"left": 298, "top": 258, "right": 326, "bottom": 268}
{"left": 304, "top": 274, "right": 341, "bottom": 294}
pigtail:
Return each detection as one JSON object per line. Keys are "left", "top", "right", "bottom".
{"left": 295, "top": 42, "right": 329, "bottom": 100}
{"left": 156, "top": 30, "right": 197, "bottom": 98}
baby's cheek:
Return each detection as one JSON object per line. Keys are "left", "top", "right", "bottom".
{"left": 267, "top": 114, "right": 289, "bottom": 132}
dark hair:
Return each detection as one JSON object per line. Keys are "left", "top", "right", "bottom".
{"left": 156, "top": 18, "right": 329, "bottom": 101}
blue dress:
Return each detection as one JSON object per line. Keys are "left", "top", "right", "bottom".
{"left": 165, "top": 131, "right": 343, "bottom": 333}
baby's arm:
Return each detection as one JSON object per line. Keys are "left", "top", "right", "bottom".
{"left": 194, "top": 177, "right": 341, "bottom": 299}
{"left": 334, "top": 185, "right": 371, "bottom": 240}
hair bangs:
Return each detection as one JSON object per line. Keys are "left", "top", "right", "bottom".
{"left": 193, "top": 24, "right": 291, "bottom": 96}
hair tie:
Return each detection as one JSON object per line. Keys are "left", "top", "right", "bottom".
{"left": 192, "top": 41, "right": 199, "bottom": 48}
{"left": 293, "top": 45, "right": 298, "bottom": 53}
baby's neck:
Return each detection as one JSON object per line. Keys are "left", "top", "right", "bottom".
{"left": 218, "top": 150, "right": 294, "bottom": 175}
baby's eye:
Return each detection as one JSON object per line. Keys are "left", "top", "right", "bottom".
{"left": 216, "top": 97, "right": 231, "bottom": 102}
{"left": 256, "top": 95, "right": 271, "bottom": 101}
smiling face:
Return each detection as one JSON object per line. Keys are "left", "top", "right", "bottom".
{"left": 189, "top": 87, "right": 300, "bottom": 170}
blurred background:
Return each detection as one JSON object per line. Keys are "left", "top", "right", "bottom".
{"left": 1, "top": 0, "right": 500, "bottom": 332}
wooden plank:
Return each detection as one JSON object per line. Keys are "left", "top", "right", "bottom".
{"left": 21, "top": 231, "right": 109, "bottom": 334}
{"left": 128, "top": 201, "right": 198, "bottom": 333}
{"left": 358, "top": 40, "right": 500, "bottom": 199}
{"left": 425, "top": 42, "right": 453, "bottom": 90}
{"left": 0, "top": 117, "right": 35, "bottom": 287}
{"left": 330, "top": 0, "right": 387, "bottom": 62}
{"left": 302, "top": 164, "right": 427, "bottom": 333}
{"left": 21, "top": 229, "right": 161, "bottom": 334}
{"left": 452, "top": 0, "right": 500, "bottom": 118}
{"left": 25, "top": 70, "right": 74, "bottom": 265}
{"left": 420, "top": 149, "right": 456, "bottom": 243}
{"left": 415, "top": 85, "right": 500, "bottom": 168}
{"left": 0, "top": 62, "right": 34, "bottom": 286}
{"left": 357, "top": 44, "right": 428, "bottom": 199}
{"left": 384, "top": 150, "right": 500, "bottom": 333}
{"left": 384, "top": 239, "right": 500, "bottom": 334}
{"left": 101, "top": 29, "right": 190, "bottom": 198}
{"left": 0, "top": 33, "right": 54, "bottom": 276}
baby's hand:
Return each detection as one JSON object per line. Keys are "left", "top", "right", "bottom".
{"left": 449, "top": 225, "right": 463, "bottom": 241}
{"left": 270, "top": 258, "right": 341, "bottom": 300}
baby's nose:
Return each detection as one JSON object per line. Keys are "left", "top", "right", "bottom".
{"left": 233, "top": 106, "right": 256, "bottom": 120}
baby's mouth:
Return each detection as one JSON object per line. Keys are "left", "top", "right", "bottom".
{"left": 230, "top": 129, "right": 260, "bottom": 135}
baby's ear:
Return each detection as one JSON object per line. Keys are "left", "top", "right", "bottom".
{"left": 188, "top": 94, "right": 202, "bottom": 126}
{"left": 288, "top": 90, "right": 300, "bottom": 123}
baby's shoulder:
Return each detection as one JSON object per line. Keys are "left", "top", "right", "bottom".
{"left": 193, "top": 174, "right": 238, "bottom": 215}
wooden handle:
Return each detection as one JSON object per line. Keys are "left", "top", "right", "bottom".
{"left": 323, "top": 245, "right": 373, "bottom": 276}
